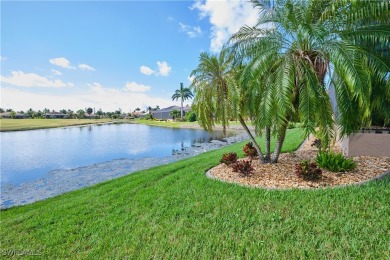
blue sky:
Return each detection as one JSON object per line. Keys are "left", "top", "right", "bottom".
{"left": 1, "top": 0, "right": 258, "bottom": 112}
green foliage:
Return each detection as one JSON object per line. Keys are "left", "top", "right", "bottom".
{"left": 287, "top": 122, "right": 296, "bottom": 129}
{"left": 316, "top": 152, "right": 357, "bottom": 172}
{"left": 295, "top": 160, "right": 322, "bottom": 180}
{"left": 220, "top": 152, "right": 238, "bottom": 166}
{"left": 243, "top": 142, "right": 258, "bottom": 157}
{"left": 185, "top": 111, "right": 197, "bottom": 122}
{"left": 232, "top": 160, "right": 254, "bottom": 176}
{"left": 169, "top": 109, "right": 180, "bottom": 120}
{"left": 144, "top": 114, "right": 153, "bottom": 120}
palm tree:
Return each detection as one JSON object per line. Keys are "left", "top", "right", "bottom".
{"left": 76, "top": 109, "right": 85, "bottom": 119}
{"left": 190, "top": 50, "right": 235, "bottom": 135}
{"left": 171, "top": 83, "right": 194, "bottom": 120}
{"left": 191, "top": 51, "right": 269, "bottom": 162}
{"left": 169, "top": 109, "right": 181, "bottom": 120}
{"left": 230, "top": 0, "right": 389, "bottom": 162}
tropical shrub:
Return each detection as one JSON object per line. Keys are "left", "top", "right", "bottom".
{"left": 287, "top": 122, "right": 296, "bottom": 129}
{"left": 232, "top": 160, "right": 254, "bottom": 176}
{"left": 316, "top": 152, "right": 357, "bottom": 172}
{"left": 220, "top": 152, "right": 238, "bottom": 166}
{"left": 295, "top": 161, "right": 322, "bottom": 180}
{"left": 243, "top": 142, "right": 258, "bottom": 157}
{"left": 144, "top": 114, "right": 153, "bottom": 120}
{"left": 186, "top": 111, "right": 197, "bottom": 122}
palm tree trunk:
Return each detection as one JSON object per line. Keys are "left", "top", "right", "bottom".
{"left": 265, "top": 127, "right": 271, "bottom": 162}
{"left": 238, "top": 114, "right": 266, "bottom": 163}
{"left": 180, "top": 97, "right": 183, "bottom": 119}
{"left": 271, "top": 124, "right": 287, "bottom": 163}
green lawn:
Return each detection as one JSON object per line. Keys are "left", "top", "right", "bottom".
{"left": 0, "top": 118, "right": 115, "bottom": 131}
{"left": 1, "top": 128, "right": 389, "bottom": 258}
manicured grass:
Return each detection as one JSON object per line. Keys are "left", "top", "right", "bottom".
{"left": 1, "top": 128, "right": 389, "bottom": 258}
{"left": 0, "top": 118, "right": 115, "bottom": 132}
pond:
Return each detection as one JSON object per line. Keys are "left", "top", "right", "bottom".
{"left": 1, "top": 123, "right": 230, "bottom": 186}
{"left": 1, "top": 123, "right": 248, "bottom": 208}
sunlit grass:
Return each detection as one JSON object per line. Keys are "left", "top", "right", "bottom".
{"left": 1, "top": 128, "right": 388, "bottom": 258}
{"left": 0, "top": 118, "right": 114, "bottom": 131}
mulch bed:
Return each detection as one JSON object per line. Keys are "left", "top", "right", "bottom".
{"left": 208, "top": 138, "right": 390, "bottom": 189}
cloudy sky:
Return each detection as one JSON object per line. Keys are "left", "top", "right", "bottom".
{"left": 1, "top": 0, "right": 258, "bottom": 112}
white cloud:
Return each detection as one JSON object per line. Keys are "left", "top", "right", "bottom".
{"left": 179, "top": 22, "right": 202, "bottom": 38}
{"left": 0, "top": 56, "right": 6, "bottom": 61}
{"left": 0, "top": 84, "right": 175, "bottom": 112}
{"left": 124, "top": 81, "right": 151, "bottom": 92}
{"left": 140, "top": 61, "right": 171, "bottom": 76}
{"left": 1, "top": 71, "right": 73, "bottom": 88}
{"left": 49, "top": 57, "right": 76, "bottom": 69}
{"left": 156, "top": 61, "right": 171, "bottom": 76}
{"left": 51, "top": 69, "right": 62, "bottom": 76}
{"left": 140, "top": 65, "right": 155, "bottom": 75}
{"left": 78, "top": 64, "right": 95, "bottom": 71}
{"left": 192, "top": 0, "right": 258, "bottom": 52}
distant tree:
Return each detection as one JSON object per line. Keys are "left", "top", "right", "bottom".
{"left": 36, "top": 110, "right": 43, "bottom": 118}
{"left": 60, "top": 109, "right": 67, "bottom": 114}
{"left": 147, "top": 106, "right": 153, "bottom": 115}
{"left": 10, "top": 111, "right": 16, "bottom": 119}
{"left": 153, "top": 105, "right": 160, "bottom": 111}
{"left": 96, "top": 109, "right": 103, "bottom": 118}
{"left": 186, "top": 111, "right": 197, "bottom": 122}
{"left": 6, "top": 109, "right": 13, "bottom": 112}
{"left": 43, "top": 108, "right": 50, "bottom": 115}
{"left": 77, "top": 109, "right": 85, "bottom": 119}
{"left": 66, "top": 109, "right": 74, "bottom": 119}
{"left": 135, "top": 107, "right": 141, "bottom": 111}
{"left": 27, "top": 108, "right": 35, "bottom": 118}
{"left": 172, "top": 82, "right": 194, "bottom": 119}
{"left": 0, "top": 108, "right": 4, "bottom": 113}
{"left": 86, "top": 107, "right": 93, "bottom": 116}
{"left": 169, "top": 109, "right": 181, "bottom": 120}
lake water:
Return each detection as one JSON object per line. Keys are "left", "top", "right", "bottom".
{"left": 0, "top": 123, "right": 227, "bottom": 186}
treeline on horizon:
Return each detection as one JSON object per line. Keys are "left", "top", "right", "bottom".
{"left": 0, "top": 105, "right": 161, "bottom": 119}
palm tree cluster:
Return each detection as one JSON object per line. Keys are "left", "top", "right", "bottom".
{"left": 191, "top": 0, "right": 389, "bottom": 163}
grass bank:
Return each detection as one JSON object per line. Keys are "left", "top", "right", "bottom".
{"left": 130, "top": 118, "right": 247, "bottom": 130}
{"left": 0, "top": 118, "right": 115, "bottom": 132}
{"left": 1, "top": 128, "right": 389, "bottom": 258}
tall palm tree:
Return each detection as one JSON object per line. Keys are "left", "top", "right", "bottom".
{"left": 230, "top": 0, "right": 389, "bottom": 162}
{"left": 191, "top": 50, "right": 269, "bottom": 162}
{"left": 190, "top": 49, "right": 235, "bottom": 134}
{"left": 171, "top": 83, "right": 194, "bottom": 120}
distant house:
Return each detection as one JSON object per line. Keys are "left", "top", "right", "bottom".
{"left": 45, "top": 111, "right": 66, "bottom": 119}
{"left": 0, "top": 112, "right": 29, "bottom": 119}
{"left": 132, "top": 111, "right": 148, "bottom": 118}
{"left": 151, "top": 105, "right": 191, "bottom": 120}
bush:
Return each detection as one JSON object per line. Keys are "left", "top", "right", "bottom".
{"left": 232, "top": 160, "right": 254, "bottom": 176}
{"left": 220, "top": 152, "right": 238, "bottom": 166}
{"left": 295, "top": 160, "right": 322, "bottom": 180}
{"left": 243, "top": 142, "right": 258, "bottom": 157}
{"left": 144, "top": 114, "right": 153, "bottom": 120}
{"left": 287, "top": 122, "right": 296, "bottom": 129}
{"left": 186, "top": 111, "right": 197, "bottom": 122}
{"left": 316, "top": 152, "right": 357, "bottom": 172}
